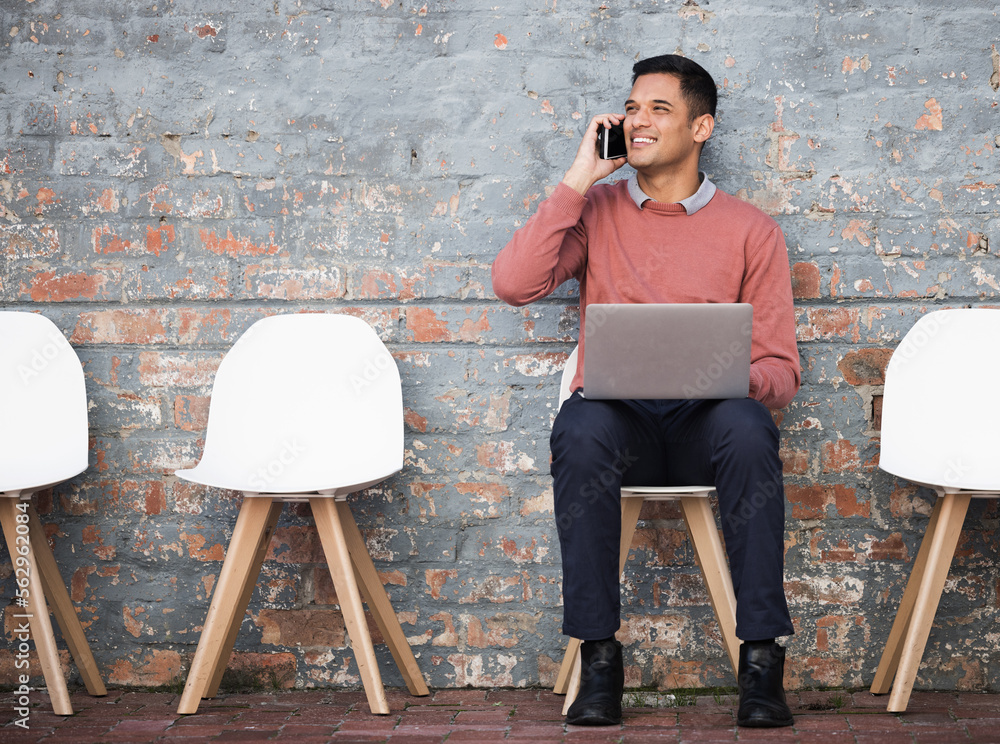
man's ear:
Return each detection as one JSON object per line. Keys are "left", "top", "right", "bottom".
{"left": 692, "top": 113, "right": 715, "bottom": 144}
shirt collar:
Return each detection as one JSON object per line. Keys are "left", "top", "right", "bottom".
{"left": 627, "top": 172, "right": 717, "bottom": 215}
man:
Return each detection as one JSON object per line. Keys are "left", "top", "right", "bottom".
{"left": 491, "top": 55, "right": 800, "bottom": 729}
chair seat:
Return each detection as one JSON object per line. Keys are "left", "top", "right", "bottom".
{"left": 176, "top": 470, "right": 403, "bottom": 500}
{"left": 621, "top": 485, "right": 715, "bottom": 499}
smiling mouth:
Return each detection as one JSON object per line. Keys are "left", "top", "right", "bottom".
{"left": 632, "top": 137, "right": 656, "bottom": 145}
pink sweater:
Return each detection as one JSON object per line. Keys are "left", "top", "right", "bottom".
{"left": 492, "top": 180, "right": 800, "bottom": 409}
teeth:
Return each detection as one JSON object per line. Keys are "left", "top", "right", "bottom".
{"left": 633, "top": 137, "right": 655, "bottom": 144}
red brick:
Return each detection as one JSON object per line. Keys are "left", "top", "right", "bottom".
{"left": 200, "top": 227, "right": 281, "bottom": 257}
{"left": 22, "top": 267, "right": 118, "bottom": 301}
{"left": 425, "top": 569, "right": 458, "bottom": 600}
{"left": 180, "top": 531, "right": 226, "bottom": 561}
{"left": 176, "top": 308, "right": 234, "bottom": 344}
{"left": 820, "top": 539, "right": 857, "bottom": 562}
{"left": 868, "top": 532, "right": 910, "bottom": 561}
{"left": 821, "top": 439, "right": 861, "bottom": 473}
{"left": 174, "top": 394, "right": 211, "bottom": 431}
{"left": 454, "top": 482, "right": 508, "bottom": 516}
{"left": 404, "top": 407, "right": 429, "bottom": 432}
{"left": 267, "top": 525, "right": 325, "bottom": 563}
{"left": 254, "top": 609, "right": 347, "bottom": 647}
{"left": 106, "top": 649, "right": 182, "bottom": 686}
{"left": 791, "top": 261, "right": 822, "bottom": 299}
{"left": 786, "top": 484, "right": 864, "bottom": 519}
{"left": 1, "top": 223, "right": 60, "bottom": 258}
{"left": 797, "top": 307, "right": 861, "bottom": 342}
{"left": 72, "top": 309, "right": 170, "bottom": 344}
{"left": 142, "top": 480, "right": 168, "bottom": 515}
{"left": 222, "top": 652, "right": 297, "bottom": 689}
{"left": 838, "top": 347, "right": 893, "bottom": 385}
{"left": 245, "top": 265, "right": 345, "bottom": 300}
{"left": 138, "top": 351, "right": 222, "bottom": 387}
{"left": 91, "top": 224, "right": 133, "bottom": 254}
{"left": 781, "top": 447, "right": 811, "bottom": 474}
{"left": 630, "top": 527, "right": 689, "bottom": 566}
{"left": 406, "top": 307, "right": 450, "bottom": 342}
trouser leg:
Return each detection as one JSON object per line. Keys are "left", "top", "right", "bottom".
{"left": 657, "top": 398, "right": 793, "bottom": 640}
{"left": 550, "top": 393, "right": 663, "bottom": 640}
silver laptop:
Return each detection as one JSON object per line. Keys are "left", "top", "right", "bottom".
{"left": 583, "top": 303, "right": 753, "bottom": 400}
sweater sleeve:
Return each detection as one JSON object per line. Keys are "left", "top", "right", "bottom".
{"left": 740, "top": 225, "right": 801, "bottom": 409}
{"left": 491, "top": 183, "right": 590, "bottom": 307}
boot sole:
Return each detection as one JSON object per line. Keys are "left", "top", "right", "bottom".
{"left": 565, "top": 713, "right": 623, "bottom": 726}
{"left": 737, "top": 716, "right": 794, "bottom": 728}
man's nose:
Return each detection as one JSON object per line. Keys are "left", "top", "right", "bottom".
{"left": 630, "top": 107, "right": 651, "bottom": 128}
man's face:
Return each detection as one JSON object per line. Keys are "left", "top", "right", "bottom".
{"left": 623, "top": 73, "right": 711, "bottom": 174}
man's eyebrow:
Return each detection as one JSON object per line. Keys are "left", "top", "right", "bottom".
{"left": 624, "top": 98, "right": 674, "bottom": 106}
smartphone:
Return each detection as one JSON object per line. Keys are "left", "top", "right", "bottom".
{"left": 597, "top": 122, "right": 627, "bottom": 160}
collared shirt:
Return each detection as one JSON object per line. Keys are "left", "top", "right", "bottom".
{"left": 626, "top": 171, "right": 717, "bottom": 215}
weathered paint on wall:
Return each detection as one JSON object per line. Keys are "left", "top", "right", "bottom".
{"left": 1, "top": 0, "right": 999, "bottom": 694}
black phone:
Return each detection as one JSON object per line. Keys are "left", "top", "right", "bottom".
{"left": 597, "top": 122, "right": 627, "bottom": 160}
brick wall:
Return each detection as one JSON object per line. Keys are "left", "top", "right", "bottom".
{"left": 2, "top": 1, "right": 998, "bottom": 693}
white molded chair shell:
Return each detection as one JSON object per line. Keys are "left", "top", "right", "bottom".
{"left": 0, "top": 311, "right": 89, "bottom": 493}
{"left": 558, "top": 347, "right": 579, "bottom": 409}
{"left": 177, "top": 313, "right": 403, "bottom": 494}
{"left": 878, "top": 308, "right": 1000, "bottom": 493}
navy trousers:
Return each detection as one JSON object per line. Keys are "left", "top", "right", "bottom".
{"left": 550, "top": 392, "right": 794, "bottom": 642}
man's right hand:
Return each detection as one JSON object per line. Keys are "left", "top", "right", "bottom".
{"left": 561, "top": 114, "right": 628, "bottom": 196}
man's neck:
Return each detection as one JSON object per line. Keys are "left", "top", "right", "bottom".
{"left": 635, "top": 167, "right": 702, "bottom": 204}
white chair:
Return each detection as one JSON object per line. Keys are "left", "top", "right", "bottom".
{"left": 0, "top": 311, "right": 107, "bottom": 715}
{"left": 551, "top": 348, "right": 739, "bottom": 713}
{"left": 175, "top": 313, "right": 429, "bottom": 715}
{"left": 870, "top": 308, "right": 1000, "bottom": 712}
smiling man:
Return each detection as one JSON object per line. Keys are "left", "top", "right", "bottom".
{"left": 492, "top": 55, "right": 800, "bottom": 729}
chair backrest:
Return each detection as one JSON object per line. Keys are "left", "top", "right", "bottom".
{"left": 177, "top": 313, "right": 403, "bottom": 494}
{"left": 879, "top": 308, "right": 1000, "bottom": 492}
{"left": 558, "top": 347, "right": 579, "bottom": 411}
{"left": 0, "top": 312, "right": 89, "bottom": 493}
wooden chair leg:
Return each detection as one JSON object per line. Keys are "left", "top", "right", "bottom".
{"left": 26, "top": 505, "right": 107, "bottom": 697}
{"left": 178, "top": 497, "right": 281, "bottom": 714}
{"left": 555, "top": 495, "right": 644, "bottom": 709}
{"left": 311, "top": 498, "right": 389, "bottom": 715}
{"left": 553, "top": 637, "right": 581, "bottom": 697}
{"left": 560, "top": 646, "right": 582, "bottom": 716}
{"left": 886, "top": 492, "right": 971, "bottom": 713}
{"left": 204, "top": 499, "right": 284, "bottom": 698}
{"left": 336, "top": 500, "right": 429, "bottom": 697}
{"left": 870, "top": 496, "right": 945, "bottom": 695}
{"left": 618, "top": 497, "right": 645, "bottom": 575}
{"left": 679, "top": 496, "right": 739, "bottom": 676}
{"left": 0, "top": 499, "right": 73, "bottom": 716}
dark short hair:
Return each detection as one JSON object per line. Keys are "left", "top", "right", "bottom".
{"left": 631, "top": 54, "right": 717, "bottom": 120}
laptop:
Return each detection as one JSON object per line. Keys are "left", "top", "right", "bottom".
{"left": 583, "top": 303, "right": 753, "bottom": 400}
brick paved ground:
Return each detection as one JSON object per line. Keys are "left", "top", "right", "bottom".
{"left": 1, "top": 687, "right": 999, "bottom": 743}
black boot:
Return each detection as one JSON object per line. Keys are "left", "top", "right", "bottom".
{"left": 737, "top": 641, "right": 794, "bottom": 728}
{"left": 565, "top": 639, "right": 624, "bottom": 726}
